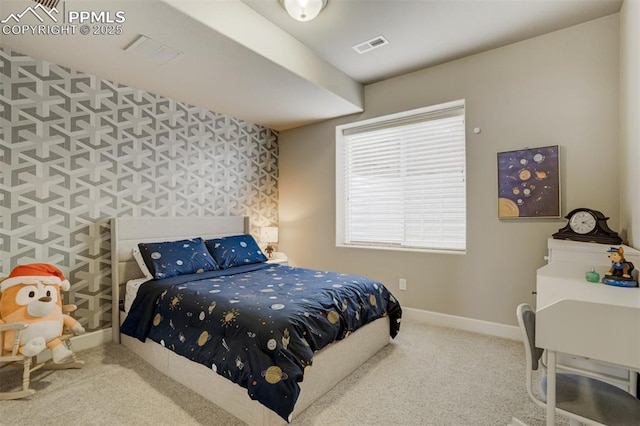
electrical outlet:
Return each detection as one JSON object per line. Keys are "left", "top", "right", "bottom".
{"left": 399, "top": 278, "right": 407, "bottom": 291}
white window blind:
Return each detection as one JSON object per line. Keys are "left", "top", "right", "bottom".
{"left": 336, "top": 100, "right": 466, "bottom": 252}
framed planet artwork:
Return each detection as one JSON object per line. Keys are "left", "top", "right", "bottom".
{"left": 497, "top": 145, "right": 560, "bottom": 218}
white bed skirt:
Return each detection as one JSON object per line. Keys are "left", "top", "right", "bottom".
{"left": 120, "top": 316, "right": 391, "bottom": 425}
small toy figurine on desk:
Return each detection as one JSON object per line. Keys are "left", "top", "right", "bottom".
{"left": 585, "top": 269, "right": 600, "bottom": 283}
{"left": 602, "top": 246, "right": 638, "bottom": 287}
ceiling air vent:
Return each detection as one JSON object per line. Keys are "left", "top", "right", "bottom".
{"left": 32, "top": 0, "right": 59, "bottom": 9}
{"left": 124, "top": 35, "right": 182, "bottom": 65}
{"left": 352, "top": 35, "right": 389, "bottom": 54}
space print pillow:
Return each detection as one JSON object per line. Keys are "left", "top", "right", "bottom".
{"left": 138, "top": 237, "right": 219, "bottom": 280}
{"left": 205, "top": 234, "right": 267, "bottom": 269}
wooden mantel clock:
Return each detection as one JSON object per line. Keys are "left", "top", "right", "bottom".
{"left": 552, "top": 208, "right": 622, "bottom": 244}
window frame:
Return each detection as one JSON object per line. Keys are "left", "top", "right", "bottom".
{"left": 335, "top": 99, "right": 467, "bottom": 254}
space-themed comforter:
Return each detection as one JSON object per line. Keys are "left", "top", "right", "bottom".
{"left": 121, "top": 263, "right": 402, "bottom": 422}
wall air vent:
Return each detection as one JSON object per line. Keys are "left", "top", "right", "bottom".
{"left": 352, "top": 35, "right": 389, "bottom": 54}
{"left": 32, "top": 0, "right": 60, "bottom": 9}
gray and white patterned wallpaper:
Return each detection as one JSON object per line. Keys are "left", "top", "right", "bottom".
{"left": 0, "top": 47, "right": 279, "bottom": 331}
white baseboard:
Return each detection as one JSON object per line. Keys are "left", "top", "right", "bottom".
{"left": 36, "top": 329, "right": 112, "bottom": 362}
{"left": 71, "top": 328, "right": 112, "bottom": 350}
{"left": 402, "top": 307, "right": 522, "bottom": 341}
{"left": 60, "top": 309, "right": 521, "bottom": 357}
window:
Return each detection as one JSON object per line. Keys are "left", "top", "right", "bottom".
{"left": 336, "top": 100, "right": 466, "bottom": 253}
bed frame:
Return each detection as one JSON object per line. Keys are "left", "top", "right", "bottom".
{"left": 111, "top": 216, "right": 391, "bottom": 425}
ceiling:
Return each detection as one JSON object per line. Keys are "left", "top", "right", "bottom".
{"left": 0, "top": 0, "right": 622, "bottom": 131}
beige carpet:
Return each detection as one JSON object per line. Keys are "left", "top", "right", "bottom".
{"left": 1, "top": 319, "right": 550, "bottom": 425}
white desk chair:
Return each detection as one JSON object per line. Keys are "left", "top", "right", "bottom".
{"left": 516, "top": 303, "right": 640, "bottom": 426}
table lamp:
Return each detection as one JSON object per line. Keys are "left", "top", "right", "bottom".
{"left": 260, "top": 226, "right": 278, "bottom": 258}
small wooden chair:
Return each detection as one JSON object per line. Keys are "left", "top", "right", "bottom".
{"left": 0, "top": 304, "right": 84, "bottom": 400}
{"left": 0, "top": 322, "right": 36, "bottom": 400}
{"left": 40, "top": 304, "right": 85, "bottom": 369}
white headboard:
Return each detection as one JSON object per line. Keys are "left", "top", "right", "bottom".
{"left": 110, "top": 216, "right": 248, "bottom": 343}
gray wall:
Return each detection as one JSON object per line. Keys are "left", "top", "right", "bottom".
{"left": 0, "top": 48, "right": 278, "bottom": 331}
{"left": 620, "top": 1, "right": 640, "bottom": 247}
{"left": 278, "top": 15, "right": 620, "bottom": 326}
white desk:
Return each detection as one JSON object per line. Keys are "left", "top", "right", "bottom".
{"left": 536, "top": 262, "right": 640, "bottom": 425}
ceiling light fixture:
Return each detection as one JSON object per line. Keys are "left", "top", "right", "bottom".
{"left": 279, "top": 0, "right": 327, "bottom": 22}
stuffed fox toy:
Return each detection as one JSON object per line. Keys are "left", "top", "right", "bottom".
{"left": 0, "top": 263, "right": 85, "bottom": 363}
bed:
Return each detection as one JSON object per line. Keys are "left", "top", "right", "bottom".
{"left": 111, "top": 216, "right": 401, "bottom": 425}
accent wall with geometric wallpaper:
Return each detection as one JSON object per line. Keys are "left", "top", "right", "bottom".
{"left": 0, "top": 47, "right": 279, "bottom": 331}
